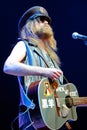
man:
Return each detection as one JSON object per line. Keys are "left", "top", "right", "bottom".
{"left": 3, "top": 6, "right": 63, "bottom": 130}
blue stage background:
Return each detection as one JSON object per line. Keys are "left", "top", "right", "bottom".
{"left": 0, "top": 0, "right": 87, "bottom": 129}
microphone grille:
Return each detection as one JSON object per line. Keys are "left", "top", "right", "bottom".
{"left": 72, "top": 32, "right": 78, "bottom": 39}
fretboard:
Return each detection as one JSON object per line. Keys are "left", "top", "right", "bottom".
{"left": 73, "top": 97, "right": 87, "bottom": 106}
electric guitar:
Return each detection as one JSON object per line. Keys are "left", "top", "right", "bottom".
{"left": 28, "top": 78, "right": 87, "bottom": 130}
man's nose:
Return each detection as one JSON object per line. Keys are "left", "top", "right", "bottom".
{"left": 44, "top": 20, "right": 48, "bottom": 24}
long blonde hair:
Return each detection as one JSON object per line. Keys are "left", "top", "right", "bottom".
{"left": 19, "top": 18, "right": 60, "bottom": 65}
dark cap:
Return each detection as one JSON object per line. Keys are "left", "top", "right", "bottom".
{"left": 18, "top": 6, "right": 51, "bottom": 31}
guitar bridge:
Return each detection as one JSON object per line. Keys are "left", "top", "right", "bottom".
{"left": 62, "top": 104, "right": 70, "bottom": 118}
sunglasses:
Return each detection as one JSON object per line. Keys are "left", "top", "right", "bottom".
{"left": 37, "top": 16, "right": 50, "bottom": 24}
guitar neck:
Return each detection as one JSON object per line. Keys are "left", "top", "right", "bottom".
{"left": 73, "top": 97, "right": 87, "bottom": 107}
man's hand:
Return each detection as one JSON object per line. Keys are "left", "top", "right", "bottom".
{"left": 43, "top": 68, "right": 62, "bottom": 80}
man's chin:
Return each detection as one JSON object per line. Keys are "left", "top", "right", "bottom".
{"left": 40, "top": 34, "right": 52, "bottom": 39}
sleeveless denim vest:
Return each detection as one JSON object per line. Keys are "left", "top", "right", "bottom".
{"left": 17, "top": 40, "right": 63, "bottom": 110}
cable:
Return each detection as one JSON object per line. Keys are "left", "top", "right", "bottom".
{"left": 11, "top": 107, "right": 30, "bottom": 130}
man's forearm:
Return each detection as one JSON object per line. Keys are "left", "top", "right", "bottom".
{"left": 3, "top": 62, "right": 46, "bottom": 76}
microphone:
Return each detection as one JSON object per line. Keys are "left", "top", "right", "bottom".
{"left": 72, "top": 32, "right": 87, "bottom": 40}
